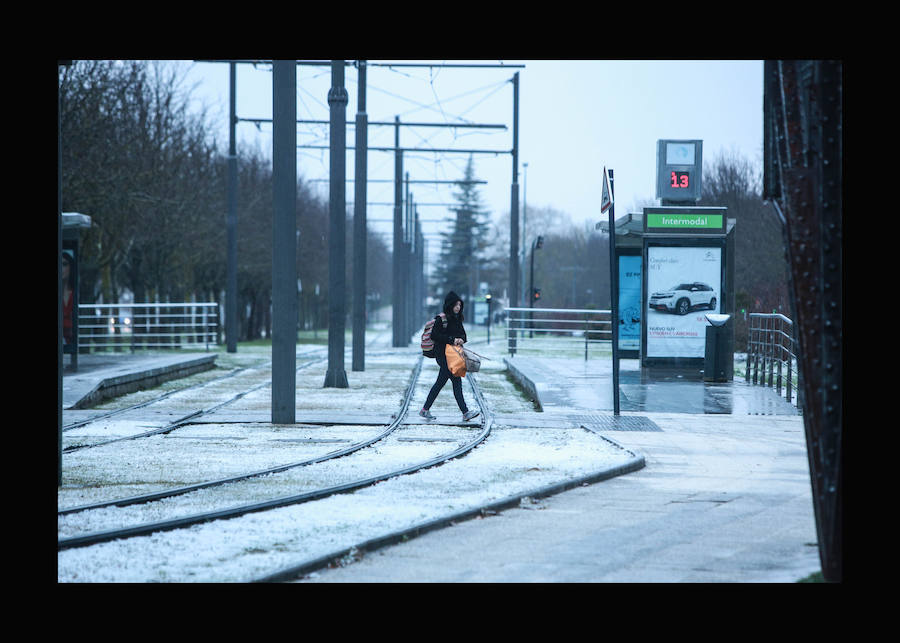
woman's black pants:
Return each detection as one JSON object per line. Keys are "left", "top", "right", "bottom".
{"left": 423, "top": 351, "right": 468, "bottom": 413}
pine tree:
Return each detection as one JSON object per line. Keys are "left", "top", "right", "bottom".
{"left": 434, "top": 155, "right": 491, "bottom": 301}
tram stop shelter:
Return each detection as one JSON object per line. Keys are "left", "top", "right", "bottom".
{"left": 598, "top": 208, "right": 736, "bottom": 376}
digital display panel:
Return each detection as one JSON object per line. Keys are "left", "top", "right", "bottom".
{"left": 670, "top": 170, "right": 690, "bottom": 189}
{"left": 666, "top": 142, "right": 695, "bottom": 165}
{"left": 657, "top": 139, "right": 702, "bottom": 202}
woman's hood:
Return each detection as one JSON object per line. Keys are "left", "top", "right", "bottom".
{"left": 443, "top": 291, "right": 464, "bottom": 316}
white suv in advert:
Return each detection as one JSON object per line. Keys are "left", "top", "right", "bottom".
{"left": 649, "top": 282, "right": 717, "bottom": 315}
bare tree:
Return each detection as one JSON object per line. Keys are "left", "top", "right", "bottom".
{"left": 60, "top": 60, "right": 220, "bottom": 304}
{"left": 700, "top": 147, "right": 791, "bottom": 347}
{"left": 60, "top": 60, "right": 393, "bottom": 345}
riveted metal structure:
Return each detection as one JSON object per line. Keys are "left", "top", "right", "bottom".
{"left": 764, "top": 60, "right": 842, "bottom": 582}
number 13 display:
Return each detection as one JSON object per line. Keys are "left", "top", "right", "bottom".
{"left": 670, "top": 170, "right": 690, "bottom": 188}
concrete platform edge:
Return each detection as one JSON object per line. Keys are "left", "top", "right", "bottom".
{"left": 254, "top": 436, "right": 645, "bottom": 582}
{"left": 68, "top": 355, "right": 217, "bottom": 410}
{"left": 504, "top": 357, "right": 545, "bottom": 411}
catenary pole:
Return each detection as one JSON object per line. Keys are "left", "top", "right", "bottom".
{"left": 508, "top": 72, "right": 520, "bottom": 354}
{"left": 412, "top": 193, "right": 417, "bottom": 335}
{"left": 271, "top": 61, "right": 298, "bottom": 422}
{"left": 404, "top": 175, "right": 411, "bottom": 342}
{"left": 324, "top": 60, "right": 349, "bottom": 388}
{"left": 393, "top": 116, "right": 404, "bottom": 347}
{"left": 352, "top": 61, "right": 367, "bottom": 371}
{"left": 226, "top": 62, "right": 238, "bottom": 353}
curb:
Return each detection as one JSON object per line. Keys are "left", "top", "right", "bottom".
{"left": 503, "top": 357, "right": 546, "bottom": 411}
{"left": 253, "top": 435, "right": 645, "bottom": 582}
{"left": 68, "top": 355, "right": 217, "bottom": 409}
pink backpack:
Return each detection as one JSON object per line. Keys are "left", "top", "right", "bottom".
{"left": 420, "top": 313, "right": 446, "bottom": 358}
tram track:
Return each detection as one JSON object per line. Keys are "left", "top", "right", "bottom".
{"left": 59, "top": 354, "right": 496, "bottom": 551}
{"left": 62, "top": 366, "right": 250, "bottom": 432}
{"left": 61, "top": 353, "right": 326, "bottom": 453}
{"left": 61, "top": 346, "right": 335, "bottom": 430}
{"left": 58, "top": 355, "right": 421, "bottom": 516}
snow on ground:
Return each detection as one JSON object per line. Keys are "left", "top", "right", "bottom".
{"left": 58, "top": 426, "right": 631, "bottom": 582}
{"left": 59, "top": 337, "right": 636, "bottom": 582}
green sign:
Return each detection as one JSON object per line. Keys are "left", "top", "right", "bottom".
{"left": 646, "top": 213, "right": 723, "bottom": 230}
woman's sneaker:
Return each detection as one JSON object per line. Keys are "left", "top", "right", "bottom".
{"left": 462, "top": 409, "right": 481, "bottom": 422}
{"left": 419, "top": 408, "right": 436, "bottom": 420}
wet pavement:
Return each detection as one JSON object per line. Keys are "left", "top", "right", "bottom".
{"left": 294, "top": 352, "right": 816, "bottom": 583}
{"left": 299, "top": 405, "right": 818, "bottom": 583}
{"left": 505, "top": 355, "right": 799, "bottom": 416}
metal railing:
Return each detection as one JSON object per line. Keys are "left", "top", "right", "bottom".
{"left": 746, "top": 312, "right": 801, "bottom": 405}
{"left": 504, "top": 307, "right": 612, "bottom": 359}
{"left": 77, "top": 302, "right": 219, "bottom": 352}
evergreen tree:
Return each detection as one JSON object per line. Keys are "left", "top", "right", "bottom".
{"left": 434, "top": 155, "right": 491, "bottom": 300}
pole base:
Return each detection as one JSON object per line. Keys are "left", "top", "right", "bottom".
{"left": 324, "top": 369, "right": 349, "bottom": 388}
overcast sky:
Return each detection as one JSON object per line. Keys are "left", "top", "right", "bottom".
{"left": 179, "top": 59, "right": 763, "bottom": 245}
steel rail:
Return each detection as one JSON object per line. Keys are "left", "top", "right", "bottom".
{"left": 251, "top": 373, "right": 494, "bottom": 582}
{"left": 58, "top": 358, "right": 493, "bottom": 551}
{"left": 63, "top": 347, "right": 327, "bottom": 432}
{"left": 59, "top": 355, "right": 423, "bottom": 516}
{"left": 62, "top": 366, "right": 251, "bottom": 432}
{"left": 61, "top": 355, "right": 326, "bottom": 453}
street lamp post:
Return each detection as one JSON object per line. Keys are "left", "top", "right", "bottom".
{"left": 521, "top": 162, "right": 528, "bottom": 307}
{"left": 486, "top": 293, "right": 492, "bottom": 344}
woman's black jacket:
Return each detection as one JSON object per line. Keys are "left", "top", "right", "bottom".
{"left": 429, "top": 312, "right": 467, "bottom": 357}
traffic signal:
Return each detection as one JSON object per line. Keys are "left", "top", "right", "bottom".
{"left": 532, "top": 288, "right": 541, "bottom": 301}
{"left": 535, "top": 235, "right": 544, "bottom": 249}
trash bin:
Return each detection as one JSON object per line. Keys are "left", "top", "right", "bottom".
{"left": 704, "top": 314, "right": 733, "bottom": 382}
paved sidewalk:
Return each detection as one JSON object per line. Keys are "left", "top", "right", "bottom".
{"left": 297, "top": 356, "right": 816, "bottom": 583}
{"left": 298, "top": 410, "right": 819, "bottom": 583}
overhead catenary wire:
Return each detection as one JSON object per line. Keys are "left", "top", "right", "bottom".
{"left": 274, "top": 67, "right": 515, "bottom": 210}
{"left": 217, "top": 59, "right": 516, "bottom": 292}
{"left": 189, "top": 59, "right": 518, "bottom": 364}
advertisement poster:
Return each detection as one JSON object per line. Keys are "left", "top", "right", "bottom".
{"left": 472, "top": 300, "right": 488, "bottom": 325}
{"left": 618, "top": 254, "right": 641, "bottom": 351}
{"left": 646, "top": 246, "right": 721, "bottom": 358}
